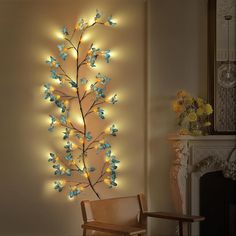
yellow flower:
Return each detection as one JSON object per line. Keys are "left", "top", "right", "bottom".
{"left": 196, "top": 107, "right": 204, "bottom": 116}
{"left": 187, "top": 112, "right": 197, "bottom": 122}
{"left": 204, "top": 104, "right": 213, "bottom": 115}
{"left": 177, "top": 90, "right": 188, "bottom": 98}
{"left": 191, "top": 130, "right": 202, "bottom": 136}
{"left": 179, "top": 129, "right": 189, "bottom": 135}
{"left": 204, "top": 121, "right": 211, "bottom": 127}
{"left": 196, "top": 98, "right": 204, "bottom": 106}
{"left": 172, "top": 101, "right": 183, "bottom": 113}
{"left": 185, "top": 97, "right": 194, "bottom": 105}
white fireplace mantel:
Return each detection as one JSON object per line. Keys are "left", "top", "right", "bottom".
{"left": 169, "top": 135, "right": 236, "bottom": 236}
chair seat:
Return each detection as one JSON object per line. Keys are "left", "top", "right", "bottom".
{"left": 82, "top": 221, "right": 146, "bottom": 235}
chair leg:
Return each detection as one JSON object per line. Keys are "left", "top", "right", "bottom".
{"left": 178, "top": 221, "right": 183, "bottom": 236}
{"left": 83, "top": 229, "right": 86, "bottom": 236}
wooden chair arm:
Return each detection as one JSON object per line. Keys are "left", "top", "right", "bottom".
{"left": 82, "top": 221, "right": 146, "bottom": 236}
{"left": 143, "top": 211, "right": 205, "bottom": 222}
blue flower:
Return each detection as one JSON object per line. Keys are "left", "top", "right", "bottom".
{"left": 60, "top": 115, "right": 67, "bottom": 124}
{"left": 94, "top": 9, "right": 102, "bottom": 21}
{"left": 107, "top": 15, "right": 117, "bottom": 26}
{"left": 51, "top": 70, "right": 62, "bottom": 80}
{"left": 103, "top": 50, "right": 110, "bottom": 63}
{"left": 86, "top": 46, "right": 100, "bottom": 67}
{"left": 97, "top": 140, "right": 111, "bottom": 152}
{"left": 77, "top": 18, "right": 88, "bottom": 30}
{"left": 96, "top": 107, "right": 105, "bottom": 119}
{"left": 64, "top": 141, "right": 72, "bottom": 153}
{"left": 96, "top": 73, "right": 111, "bottom": 85}
{"left": 54, "top": 181, "right": 64, "bottom": 192}
{"left": 53, "top": 164, "right": 63, "bottom": 175}
{"left": 48, "top": 153, "right": 57, "bottom": 163}
{"left": 85, "top": 132, "right": 93, "bottom": 141}
{"left": 68, "top": 188, "right": 80, "bottom": 198}
{"left": 46, "top": 56, "right": 60, "bottom": 68}
{"left": 80, "top": 77, "right": 88, "bottom": 85}
{"left": 91, "top": 84, "right": 106, "bottom": 98}
{"left": 69, "top": 80, "right": 78, "bottom": 88}
{"left": 65, "top": 153, "right": 73, "bottom": 161}
{"left": 62, "top": 26, "right": 69, "bottom": 36}
{"left": 110, "top": 124, "right": 118, "bottom": 136}
{"left": 55, "top": 100, "right": 66, "bottom": 113}
{"left": 65, "top": 168, "right": 72, "bottom": 176}
{"left": 44, "top": 84, "right": 55, "bottom": 102}
{"left": 63, "top": 128, "right": 70, "bottom": 140}
{"left": 109, "top": 94, "right": 118, "bottom": 104}
{"left": 57, "top": 43, "right": 68, "bottom": 61}
{"left": 48, "top": 115, "right": 57, "bottom": 132}
{"left": 88, "top": 167, "right": 96, "bottom": 172}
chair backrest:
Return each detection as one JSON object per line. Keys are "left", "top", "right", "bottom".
{"left": 81, "top": 194, "right": 147, "bottom": 228}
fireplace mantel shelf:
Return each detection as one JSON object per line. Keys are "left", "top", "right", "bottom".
{"left": 169, "top": 134, "right": 236, "bottom": 141}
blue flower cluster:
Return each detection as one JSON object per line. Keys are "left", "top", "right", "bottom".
{"left": 97, "top": 140, "right": 111, "bottom": 152}
{"left": 105, "top": 150, "right": 119, "bottom": 188}
{"left": 86, "top": 45, "right": 111, "bottom": 67}
{"left": 57, "top": 43, "right": 68, "bottom": 61}
{"left": 46, "top": 56, "right": 60, "bottom": 68}
{"left": 52, "top": 164, "right": 71, "bottom": 176}
{"left": 54, "top": 181, "right": 64, "bottom": 192}
{"left": 96, "top": 107, "right": 105, "bottom": 119}
{"left": 69, "top": 187, "right": 81, "bottom": 198}
{"left": 44, "top": 84, "right": 67, "bottom": 113}
{"left": 96, "top": 73, "right": 111, "bottom": 85}
{"left": 48, "top": 115, "right": 57, "bottom": 132}
{"left": 110, "top": 124, "right": 118, "bottom": 136}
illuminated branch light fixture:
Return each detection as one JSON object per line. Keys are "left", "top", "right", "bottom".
{"left": 43, "top": 10, "right": 118, "bottom": 200}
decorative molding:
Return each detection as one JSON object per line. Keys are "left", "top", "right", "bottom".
{"left": 169, "top": 135, "right": 236, "bottom": 235}
{"left": 193, "top": 154, "right": 236, "bottom": 180}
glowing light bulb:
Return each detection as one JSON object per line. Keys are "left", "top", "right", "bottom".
{"left": 100, "top": 140, "right": 105, "bottom": 144}
{"left": 105, "top": 127, "right": 110, "bottom": 134}
{"left": 104, "top": 178, "right": 110, "bottom": 184}
{"left": 55, "top": 32, "right": 64, "bottom": 40}
{"left": 106, "top": 168, "right": 111, "bottom": 173}
{"left": 78, "top": 117, "right": 84, "bottom": 125}
{"left": 84, "top": 173, "right": 89, "bottom": 178}
{"left": 49, "top": 87, "right": 55, "bottom": 92}
{"left": 79, "top": 186, "right": 84, "bottom": 191}
{"left": 70, "top": 50, "right": 77, "bottom": 59}
{"left": 105, "top": 157, "right": 110, "bottom": 163}
{"left": 55, "top": 95, "right": 60, "bottom": 100}
{"left": 64, "top": 100, "right": 69, "bottom": 106}
{"left": 88, "top": 18, "right": 95, "bottom": 25}
{"left": 81, "top": 33, "right": 90, "bottom": 42}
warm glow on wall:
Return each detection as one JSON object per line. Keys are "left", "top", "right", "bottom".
{"left": 43, "top": 10, "right": 119, "bottom": 200}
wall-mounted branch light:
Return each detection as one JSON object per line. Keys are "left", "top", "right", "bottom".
{"left": 43, "top": 10, "right": 119, "bottom": 200}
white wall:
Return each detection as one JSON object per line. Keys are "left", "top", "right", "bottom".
{"left": 147, "top": 0, "right": 208, "bottom": 235}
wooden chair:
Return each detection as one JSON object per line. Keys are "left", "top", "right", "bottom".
{"left": 81, "top": 194, "right": 205, "bottom": 236}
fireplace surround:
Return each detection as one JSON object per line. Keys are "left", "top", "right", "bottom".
{"left": 169, "top": 135, "right": 236, "bottom": 236}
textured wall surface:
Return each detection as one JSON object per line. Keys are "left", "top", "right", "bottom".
{"left": 0, "top": 0, "right": 146, "bottom": 235}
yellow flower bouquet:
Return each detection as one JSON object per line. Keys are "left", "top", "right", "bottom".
{"left": 172, "top": 90, "right": 213, "bottom": 135}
